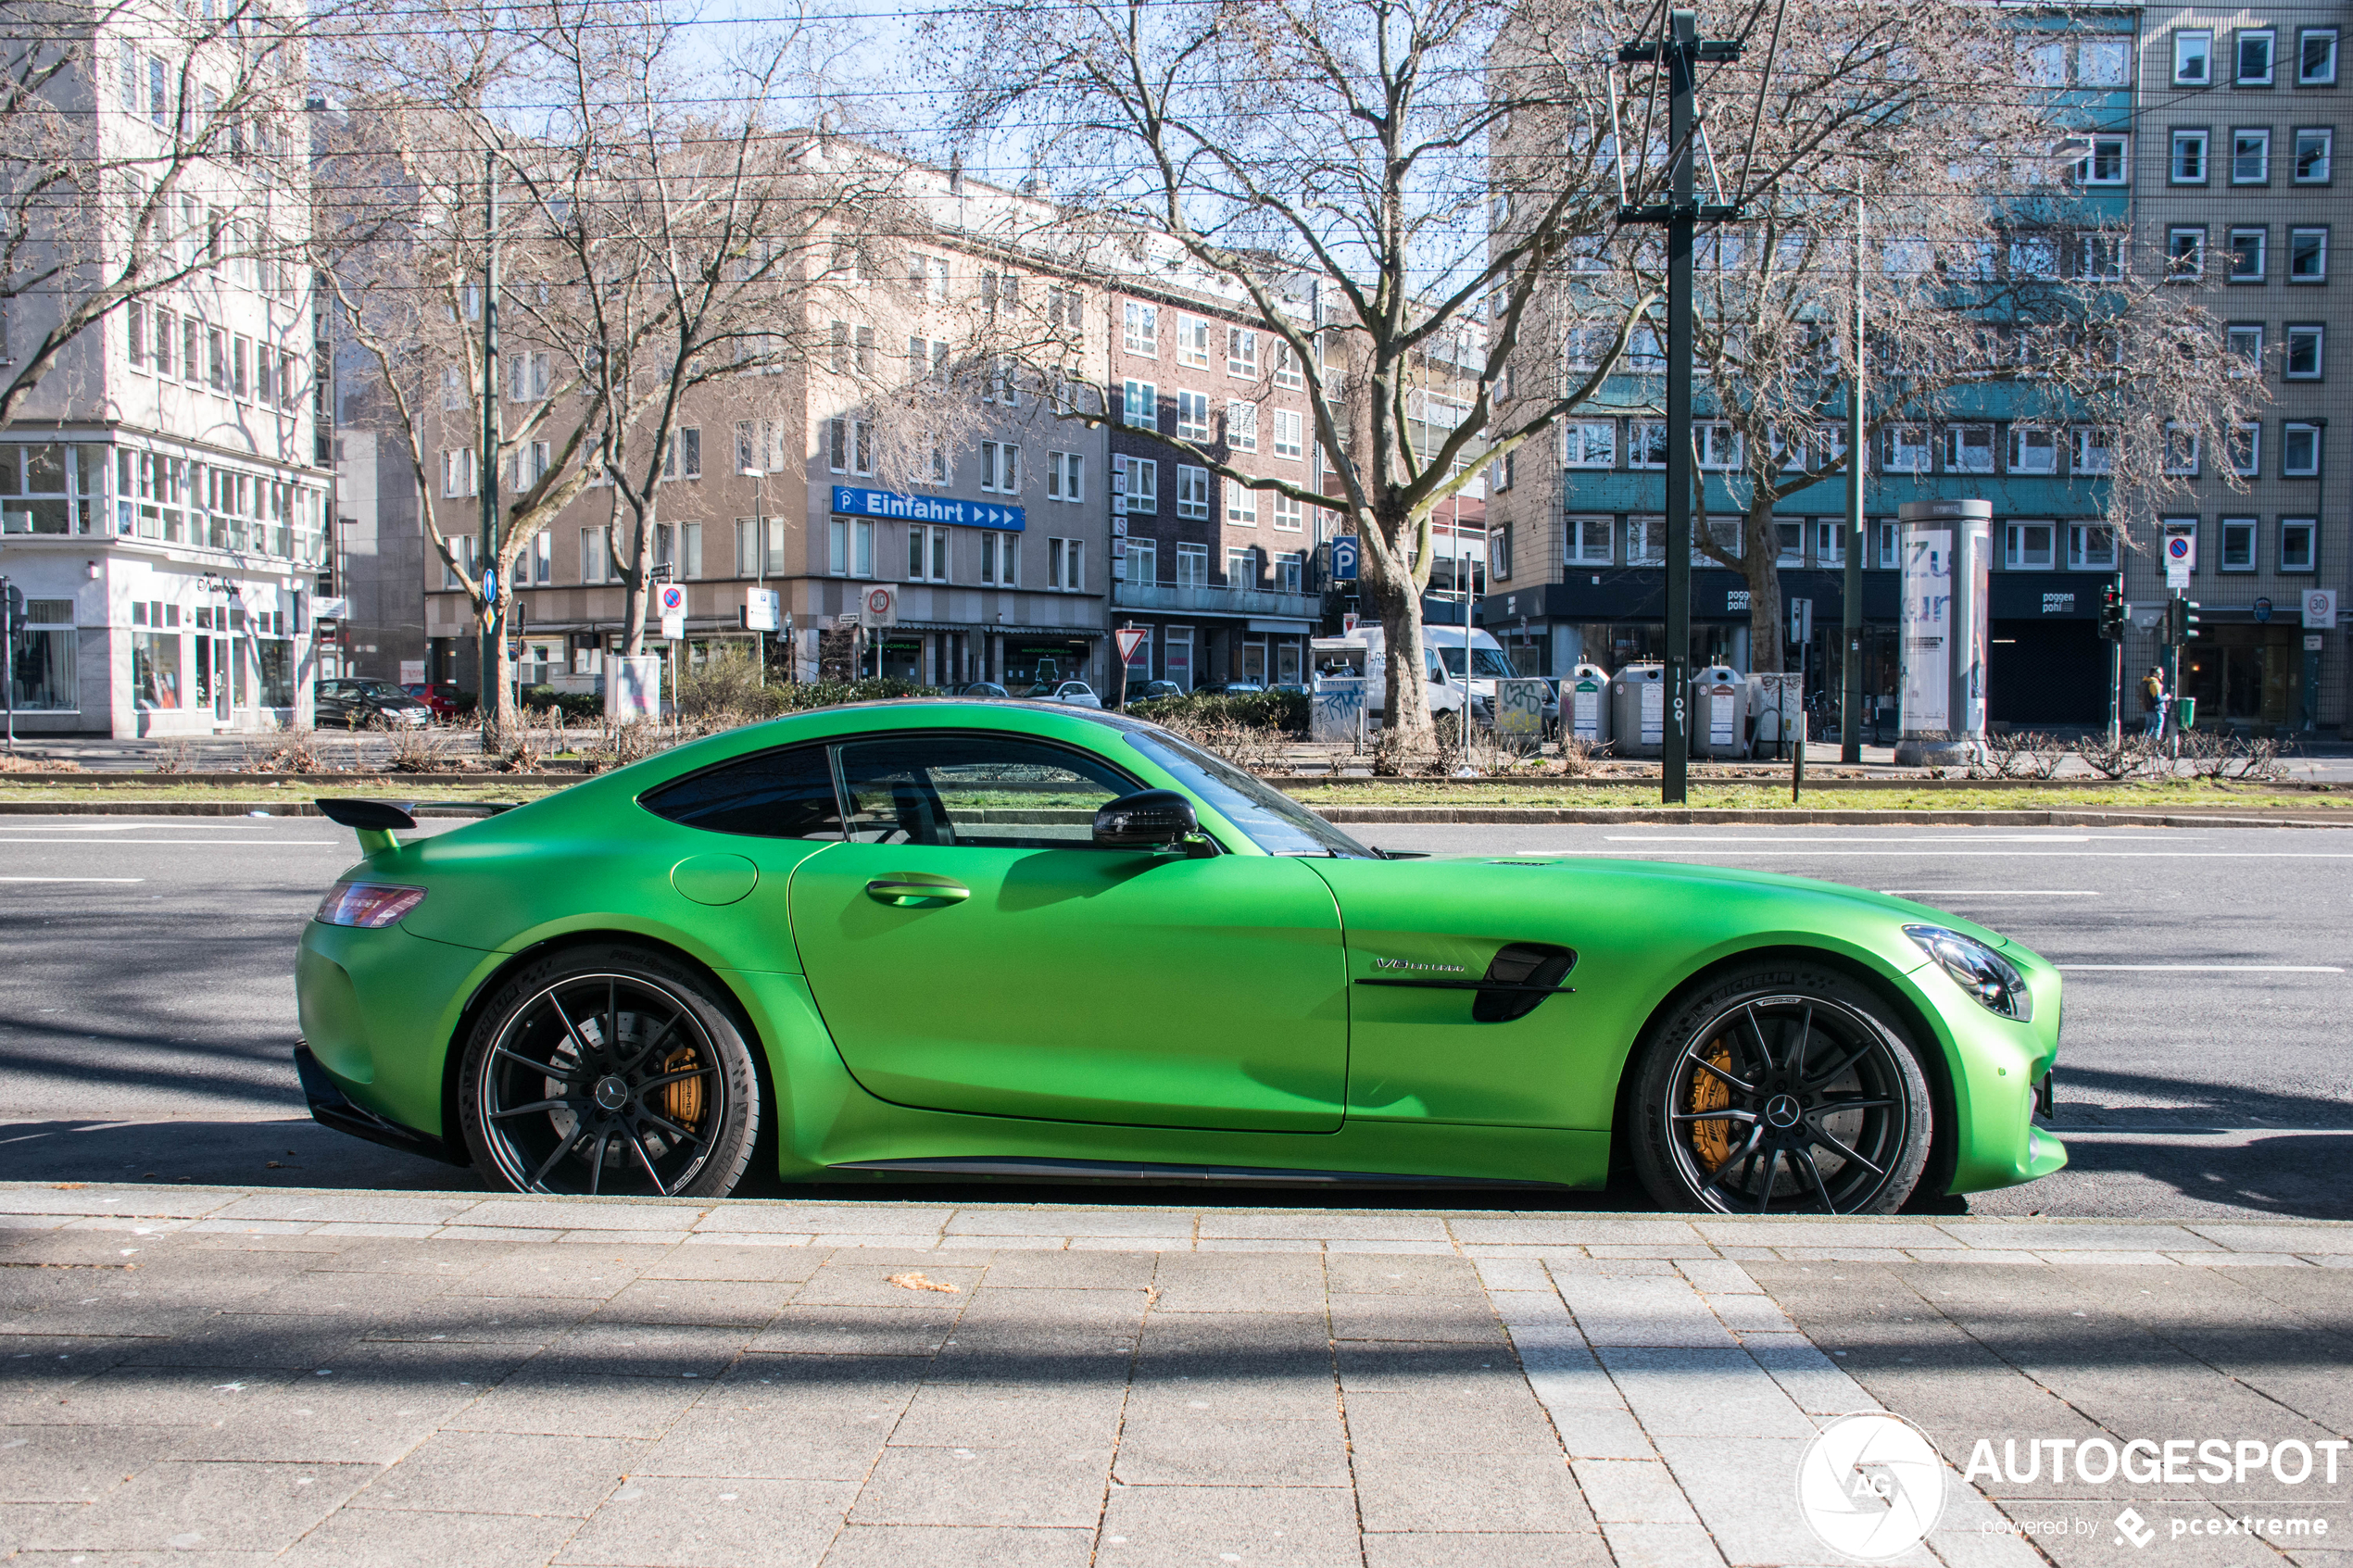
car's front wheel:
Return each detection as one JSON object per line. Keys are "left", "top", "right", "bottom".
{"left": 1629, "top": 962, "right": 1933, "bottom": 1215}
{"left": 457, "top": 945, "right": 761, "bottom": 1198}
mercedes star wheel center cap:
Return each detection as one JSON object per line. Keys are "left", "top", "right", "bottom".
{"left": 1765, "top": 1093, "right": 1802, "bottom": 1129}
{"left": 594, "top": 1075, "right": 629, "bottom": 1112}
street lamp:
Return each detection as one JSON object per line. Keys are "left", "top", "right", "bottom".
{"left": 739, "top": 465, "right": 766, "bottom": 685}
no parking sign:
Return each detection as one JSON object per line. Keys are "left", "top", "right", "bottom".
{"left": 2163, "top": 527, "right": 2196, "bottom": 588}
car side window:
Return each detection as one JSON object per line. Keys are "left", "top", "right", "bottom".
{"left": 640, "top": 744, "right": 847, "bottom": 840}
{"left": 836, "top": 734, "right": 1140, "bottom": 850}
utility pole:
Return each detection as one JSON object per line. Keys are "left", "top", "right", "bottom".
{"left": 1618, "top": 10, "right": 1743, "bottom": 804}
{"left": 479, "top": 149, "right": 502, "bottom": 736}
{"left": 1841, "top": 190, "right": 1865, "bottom": 764}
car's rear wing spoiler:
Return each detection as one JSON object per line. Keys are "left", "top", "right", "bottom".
{"left": 314, "top": 797, "right": 517, "bottom": 857}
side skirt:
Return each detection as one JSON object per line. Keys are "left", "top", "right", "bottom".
{"left": 824, "top": 1155, "right": 1570, "bottom": 1189}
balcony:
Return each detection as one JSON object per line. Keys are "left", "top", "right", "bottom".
{"left": 1114, "top": 580, "right": 1321, "bottom": 622}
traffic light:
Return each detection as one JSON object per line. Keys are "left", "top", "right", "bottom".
{"left": 2166, "top": 598, "right": 2202, "bottom": 645}
{"left": 2099, "top": 582, "right": 2126, "bottom": 641}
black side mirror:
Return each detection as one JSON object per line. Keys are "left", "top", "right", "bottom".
{"left": 1093, "top": 788, "right": 1199, "bottom": 851}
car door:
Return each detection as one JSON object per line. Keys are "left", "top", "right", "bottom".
{"left": 787, "top": 730, "right": 1349, "bottom": 1132}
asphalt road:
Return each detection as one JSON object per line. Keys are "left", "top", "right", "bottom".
{"left": 0, "top": 813, "right": 2345, "bottom": 1221}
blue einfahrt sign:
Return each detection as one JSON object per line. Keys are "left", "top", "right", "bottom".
{"left": 831, "top": 486, "right": 1025, "bottom": 532}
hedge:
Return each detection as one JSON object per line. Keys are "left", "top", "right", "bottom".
{"left": 1127, "top": 689, "right": 1309, "bottom": 734}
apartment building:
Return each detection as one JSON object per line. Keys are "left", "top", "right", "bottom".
{"left": 2, "top": 6, "right": 326, "bottom": 736}
{"left": 2133, "top": 6, "right": 2347, "bottom": 731}
{"left": 388, "top": 160, "right": 1114, "bottom": 698}
{"left": 1105, "top": 280, "right": 1325, "bottom": 691}
{"left": 1482, "top": 11, "right": 2168, "bottom": 728}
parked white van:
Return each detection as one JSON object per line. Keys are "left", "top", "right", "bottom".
{"left": 1310, "top": 623, "right": 1520, "bottom": 717}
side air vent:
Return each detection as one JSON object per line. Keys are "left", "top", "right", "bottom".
{"left": 1475, "top": 943, "right": 1579, "bottom": 1023}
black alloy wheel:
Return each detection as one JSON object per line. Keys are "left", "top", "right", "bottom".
{"left": 458, "top": 946, "right": 761, "bottom": 1198}
{"left": 1631, "top": 964, "right": 1932, "bottom": 1215}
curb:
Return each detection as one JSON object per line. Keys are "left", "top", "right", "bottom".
{"left": 1315, "top": 806, "right": 2353, "bottom": 828}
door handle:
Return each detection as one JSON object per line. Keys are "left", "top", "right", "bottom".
{"left": 865, "top": 877, "right": 970, "bottom": 907}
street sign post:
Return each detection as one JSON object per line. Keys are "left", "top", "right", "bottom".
{"left": 1114, "top": 626, "right": 1148, "bottom": 709}
{"left": 2163, "top": 527, "right": 2196, "bottom": 589}
{"left": 2304, "top": 589, "right": 2337, "bottom": 629}
{"left": 858, "top": 585, "right": 898, "bottom": 629}
{"left": 742, "top": 588, "right": 780, "bottom": 632}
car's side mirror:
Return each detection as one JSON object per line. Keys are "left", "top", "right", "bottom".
{"left": 1093, "top": 788, "right": 1200, "bottom": 851}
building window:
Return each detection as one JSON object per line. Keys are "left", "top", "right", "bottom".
{"left": 906, "top": 523, "right": 949, "bottom": 583}
{"left": 1123, "top": 301, "right": 1158, "bottom": 357}
{"left": 1626, "top": 516, "right": 1666, "bottom": 565}
{"left": 1175, "top": 390, "right": 1211, "bottom": 443}
{"left": 2281, "top": 518, "right": 2317, "bottom": 571}
{"left": 2228, "top": 324, "right": 2265, "bottom": 374}
{"left": 2221, "top": 516, "right": 2258, "bottom": 571}
{"left": 977, "top": 531, "right": 1018, "bottom": 586}
{"left": 1122, "top": 379, "right": 1157, "bottom": 428}
{"left": 1489, "top": 526, "right": 1513, "bottom": 582}
{"left": 2233, "top": 129, "right": 2271, "bottom": 183}
{"left": 1277, "top": 549, "right": 1304, "bottom": 593}
{"left": 1047, "top": 451, "right": 1084, "bottom": 502}
{"left": 1176, "top": 464, "right": 1210, "bottom": 521}
{"left": 1569, "top": 517, "right": 1613, "bottom": 564}
{"left": 1272, "top": 493, "right": 1303, "bottom": 531}
{"left": 1273, "top": 344, "right": 1303, "bottom": 390}
{"left": 1227, "top": 546, "right": 1259, "bottom": 585}
{"left": 1116, "top": 456, "right": 1158, "bottom": 515}
{"left": 2009, "top": 426, "right": 2060, "bottom": 474}
{"left": 1813, "top": 519, "right": 1846, "bottom": 567}
{"left": 827, "top": 418, "right": 872, "bottom": 476}
{"left": 2229, "top": 420, "right": 2262, "bottom": 475}
{"left": 1226, "top": 478, "right": 1258, "bottom": 525}
{"left": 978, "top": 441, "right": 1020, "bottom": 494}
{"left": 2227, "top": 226, "right": 2267, "bottom": 281}
{"left": 1226, "top": 400, "right": 1258, "bottom": 452}
{"left": 1944, "top": 424, "right": 1994, "bottom": 473}
{"left": 2291, "top": 228, "right": 2329, "bottom": 281}
{"left": 2283, "top": 421, "right": 2322, "bottom": 475}
{"left": 827, "top": 516, "right": 875, "bottom": 578}
{"left": 1176, "top": 543, "right": 1208, "bottom": 587}
{"left": 1627, "top": 325, "right": 1666, "bottom": 372}
{"left": 1565, "top": 420, "right": 1615, "bottom": 468}
{"left": 1628, "top": 421, "right": 1667, "bottom": 469}
{"left": 1272, "top": 408, "right": 1302, "bottom": 459}
{"left": 1882, "top": 425, "right": 1930, "bottom": 473}
{"left": 441, "top": 448, "right": 477, "bottom": 497}
{"left": 2078, "top": 37, "right": 2131, "bottom": 86}
{"left": 1227, "top": 326, "right": 1258, "bottom": 378}
{"left": 2004, "top": 521, "right": 2057, "bottom": 571}
{"left": 1176, "top": 314, "right": 1209, "bottom": 369}
{"left": 2175, "top": 29, "right": 2212, "bottom": 85}
{"left": 2078, "top": 135, "right": 2129, "bottom": 184}
{"left": 1775, "top": 520, "right": 1803, "bottom": 566}
{"left": 2300, "top": 28, "right": 2339, "bottom": 86}
{"left": 1876, "top": 519, "right": 1900, "bottom": 570}
{"left": 2071, "top": 427, "right": 2116, "bottom": 474}
{"left": 1124, "top": 538, "right": 1157, "bottom": 586}
{"left": 2239, "top": 28, "right": 2278, "bottom": 86}
{"left": 2296, "top": 127, "right": 2334, "bottom": 182}
{"left": 2168, "top": 226, "right": 2207, "bottom": 279}
{"left": 1695, "top": 422, "right": 1742, "bottom": 470}
{"left": 2164, "top": 424, "right": 2201, "bottom": 475}
{"left": 2171, "top": 129, "right": 2209, "bottom": 182}
{"left": 2068, "top": 524, "right": 2117, "bottom": 570}
{"left": 2285, "top": 323, "right": 2325, "bottom": 378}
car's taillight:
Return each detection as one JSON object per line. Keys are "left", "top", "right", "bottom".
{"left": 314, "top": 883, "right": 427, "bottom": 928}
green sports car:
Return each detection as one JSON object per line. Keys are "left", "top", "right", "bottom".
{"left": 296, "top": 699, "right": 2066, "bottom": 1214}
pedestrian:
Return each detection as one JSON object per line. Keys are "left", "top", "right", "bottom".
{"left": 2142, "top": 665, "right": 2168, "bottom": 737}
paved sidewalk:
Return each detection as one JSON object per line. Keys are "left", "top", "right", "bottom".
{"left": 2, "top": 1187, "right": 2348, "bottom": 1567}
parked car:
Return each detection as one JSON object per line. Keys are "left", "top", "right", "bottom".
{"left": 1121, "top": 680, "right": 1183, "bottom": 705}
{"left": 300, "top": 699, "right": 2065, "bottom": 1214}
{"left": 956, "top": 682, "right": 1013, "bottom": 699}
{"left": 403, "top": 683, "right": 467, "bottom": 721}
{"left": 1044, "top": 681, "right": 1102, "bottom": 709}
{"left": 1199, "top": 680, "right": 1265, "bottom": 696}
{"left": 316, "top": 679, "right": 432, "bottom": 729}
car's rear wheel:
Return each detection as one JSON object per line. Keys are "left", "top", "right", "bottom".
{"left": 1629, "top": 962, "right": 1933, "bottom": 1215}
{"left": 458, "top": 945, "right": 761, "bottom": 1198}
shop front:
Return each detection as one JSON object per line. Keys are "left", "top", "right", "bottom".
{"left": 1986, "top": 572, "right": 2113, "bottom": 726}
{"left": 2181, "top": 619, "right": 2309, "bottom": 729}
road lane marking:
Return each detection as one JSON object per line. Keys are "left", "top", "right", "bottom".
{"left": 1881, "top": 889, "right": 2100, "bottom": 897}
{"left": 2057, "top": 963, "right": 2345, "bottom": 972}
{"left": 1528, "top": 849, "right": 2353, "bottom": 859}
{"left": 0, "top": 876, "right": 145, "bottom": 884}
{"left": 1599, "top": 834, "right": 2186, "bottom": 844}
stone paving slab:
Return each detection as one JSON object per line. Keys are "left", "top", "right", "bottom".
{"left": 0, "top": 1187, "right": 2347, "bottom": 1564}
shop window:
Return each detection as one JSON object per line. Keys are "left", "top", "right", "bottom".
{"left": 2220, "top": 517, "right": 2258, "bottom": 571}
{"left": 2282, "top": 518, "right": 2317, "bottom": 571}
{"left": 8, "top": 598, "right": 76, "bottom": 711}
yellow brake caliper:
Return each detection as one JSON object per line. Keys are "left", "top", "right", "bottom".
{"left": 1689, "top": 1038, "right": 1735, "bottom": 1173}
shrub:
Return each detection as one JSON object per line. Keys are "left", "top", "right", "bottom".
{"left": 518, "top": 686, "right": 603, "bottom": 721}
{"left": 1127, "top": 689, "right": 1308, "bottom": 734}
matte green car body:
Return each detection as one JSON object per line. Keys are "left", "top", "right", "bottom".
{"left": 295, "top": 701, "right": 2067, "bottom": 1197}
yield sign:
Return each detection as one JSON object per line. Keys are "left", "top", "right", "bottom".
{"left": 1114, "top": 627, "right": 1149, "bottom": 661}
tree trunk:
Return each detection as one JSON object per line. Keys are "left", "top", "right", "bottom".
{"left": 1742, "top": 496, "right": 1787, "bottom": 675}
{"left": 1361, "top": 531, "right": 1431, "bottom": 746}
{"left": 622, "top": 500, "right": 655, "bottom": 658}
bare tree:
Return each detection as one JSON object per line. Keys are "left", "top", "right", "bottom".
{"left": 938, "top": 0, "right": 1654, "bottom": 744}
{"left": 0, "top": 0, "right": 313, "bottom": 425}
{"left": 1512, "top": 0, "right": 2259, "bottom": 671}
{"left": 318, "top": 0, "right": 913, "bottom": 740}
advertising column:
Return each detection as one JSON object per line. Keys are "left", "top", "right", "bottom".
{"left": 1894, "top": 498, "right": 1991, "bottom": 766}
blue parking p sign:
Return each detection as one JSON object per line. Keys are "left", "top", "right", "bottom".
{"left": 1331, "top": 535, "right": 1360, "bottom": 582}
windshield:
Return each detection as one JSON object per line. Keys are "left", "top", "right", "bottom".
{"left": 1126, "top": 731, "right": 1377, "bottom": 859}
{"left": 1435, "top": 646, "right": 1519, "bottom": 679}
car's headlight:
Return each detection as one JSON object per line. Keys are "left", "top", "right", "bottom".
{"left": 1904, "top": 923, "right": 2032, "bottom": 1021}
{"left": 314, "top": 883, "right": 427, "bottom": 928}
